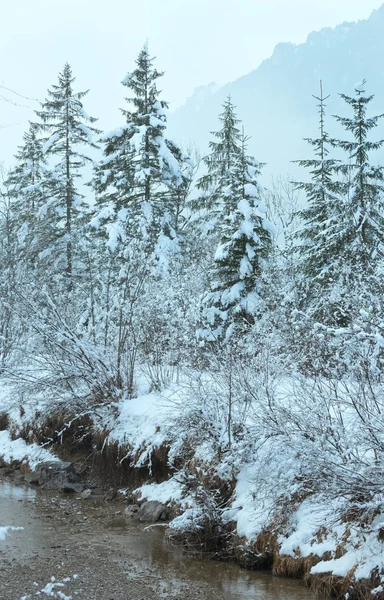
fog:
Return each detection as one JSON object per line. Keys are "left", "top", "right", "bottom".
{"left": 0, "top": 0, "right": 382, "bottom": 169}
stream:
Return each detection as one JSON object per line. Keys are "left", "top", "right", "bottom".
{"left": 0, "top": 481, "right": 315, "bottom": 600}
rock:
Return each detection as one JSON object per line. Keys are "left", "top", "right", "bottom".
{"left": 124, "top": 504, "right": 139, "bottom": 518}
{"left": 104, "top": 488, "right": 117, "bottom": 501}
{"left": 24, "top": 472, "right": 41, "bottom": 485}
{"left": 61, "top": 483, "right": 84, "bottom": 493}
{"left": 81, "top": 488, "right": 93, "bottom": 499}
{"left": 136, "top": 501, "right": 169, "bottom": 522}
{"left": 34, "top": 461, "right": 80, "bottom": 491}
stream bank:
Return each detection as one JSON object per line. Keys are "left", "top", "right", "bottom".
{"left": 1, "top": 392, "right": 384, "bottom": 600}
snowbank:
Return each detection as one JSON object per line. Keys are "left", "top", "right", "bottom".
{"left": 108, "top": 382, "right": 181, "bottom": 469}
{"left": 0, "top": 430, "right": 54, "bottom": 469}
{"left": 135, "top": 478, "right": 184, "bottom": 505}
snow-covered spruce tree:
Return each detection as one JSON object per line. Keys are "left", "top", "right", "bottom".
{"left": 91, "top": 129, "right": 135, "bottom": 246}
{"left": 291, "top": 81, "right": 384, "bottom": 329}
{"left": 123, "top": 43, "right": 187, "bottom": 248}
{"left": 194, "top": 96, "right": 242, "bottom": 230}
{"left": 199, "top": 133, "right": 274, "bottom": 343}
{"left": 306, "top": 80, "right": 384, "bottom": 328}
{"left": 92, "top": 43, "right": 187, "bottom": 259}
{"left": 34, "top": 62, "right": 100, "bottom": 291}
{"left": 333, "top": 80, "right": 384, "bottom": 270}
{"left": 285, "top": 82, "right": 384, "bottom": 375}
{"left": 0, "top": 184, "right": 25, "bottom": 368}
{"left": 4, "top": 122, "right": 52, "bottom": 268}
{"left": 287, "top": 82, "right": 349, "bottom": 339}
{"left": 293, "top": 82, "right": 341, "bottom": 282}
{"left": 88, "top": 45, "right": 191, "bottom": 392}
{"left": 0, "top": 126, "right": 54, "bottom": 367}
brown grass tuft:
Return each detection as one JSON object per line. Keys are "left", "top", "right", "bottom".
{"left": 20, "top": 460, "right": 32, "bottom": 474}
{"left": 273, "top": 553, "right": 321, "bottom": 579}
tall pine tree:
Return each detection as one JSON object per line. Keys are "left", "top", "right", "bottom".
{"left": 333, "top": 80, "right": 384, "bottom": 268}
{"left": 92, "top": 43, "right": 187, "bottom": 256}
{"left": 194, "top": 96, "right": 242, "bottom": 231}
{"left": 293, "top": 81, "right": 384, "bottom": 327}
{"left": 293, "top": 82, "right": 341, "bottom": 280}
{"left": 35, "top": 62, "right": 100, "bottom": 290}
{"left": 4, "top": 122, "right": 50, "bottom": 267}
{"left": 199, "top": 133, "right": 273, "bottom": 342}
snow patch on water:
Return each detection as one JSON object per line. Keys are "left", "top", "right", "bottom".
{"left": 0, "top": 525, "right": 23, "bottom": 541}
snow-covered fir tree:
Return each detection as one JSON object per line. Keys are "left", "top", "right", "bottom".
{"left": 293, "top": 82, "right": 341, "bottom": 280}
{"left": 194, "top": 96, "right": 242, "bottom": 230}
{"left": 317, "top": 80, "right": 384, "bottom": 327}
{"left": 123, "top": 43, "right": 187, "bottom": 248}
{"left": 91, "top": 127, "right": 135, "bottom": 251}
{"left": 333, "top": 80, "right": 384, "bottom": 269}
{"left": 199, "top": 133, "right": 274, "bottom": 342}
{"left": 34, "top": 62, "right": 100, "bottom": 291}
{"left": 4, "top": 122, "right": 52, "bottom": 268}
{"left": 0, "top": 185, "right": 24, "bottom": 368}
{"left": 87, "top": 45, "right": 192, "bottom": 389}
{"left": 290, "top": 83, "right": 345, "bottom": 327}
{"left": 92, "top": 43, "right": 187, "bottom": 260}
{"left": 291, "top": 81, "right": 384, "bottom": 327}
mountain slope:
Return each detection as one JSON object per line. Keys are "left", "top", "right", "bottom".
{"left": 168, "top": 4, "right": 384, "bottom": 179}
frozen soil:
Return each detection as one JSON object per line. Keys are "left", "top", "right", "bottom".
{"left": 0, "top": 469, "right": 314, "bottom": 600}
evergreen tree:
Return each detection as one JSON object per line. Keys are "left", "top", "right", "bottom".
{"left": 333, "top": 80, "right": 384, "bottom": 267}
{"left": 91, "top": 126, "right": 135, "bottom": 251}
{"left": 293, "top": 81, "right": 384, "bottom": 328}
{"left": 88, "top": 45, "right": 190, "bottom": 388}
{"left": 199, "top": 134, "right": 273, "bottom": 342}
{"left": 35, "top": 62, "right": 100, "bottom": 290}
{"left": 6, "top": 122, "right": 46, "bottom": 213}
{"left": 194, "top": 96, "right": 242, "bottom": 229}
{"left": 92, "top": 43, "right": 187, "bottom": 255}
{"left": 123, "top": 43, "right": 187, "bottom": 244}
{"left": 293, "top": 82, "right": 341, "bottom": 280}
{"left": 0, "top": 186, "right": 24, "bottom": 367}
{"left": 4, "top": 122, "right": 52, "bottom": 268}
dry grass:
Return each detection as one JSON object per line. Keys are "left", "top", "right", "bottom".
{"left": 305, "top": 572, "right": 351, "bottom": 599}
{"left": 254, "top": 529, "right": 279, "bottom": 558}
{"left": 303, "top": 566, "right": 384, "bottom": 600}
{"left": 20, "top": 460, "right": 31, "bottom": 474}
{"left": 303, "top": 562, "right": 384, "bottom": 600}
{"left": 231, "top": 507, "right": 384, "bottom": 600}
{"left": 232, "top": 535, "right": 274, "bottom": 569}
{"left": 273, "top": 553, "right": 322, "bottom": 578}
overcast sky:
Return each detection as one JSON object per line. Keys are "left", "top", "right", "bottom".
{"left": 1, "top": 0, "right": 383, "bottom": 166}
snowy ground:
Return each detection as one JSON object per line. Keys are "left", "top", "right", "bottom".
{"left": 0, "top": 430, "right": 55, "bottom": 469}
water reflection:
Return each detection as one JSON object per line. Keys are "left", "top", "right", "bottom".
{"left": 0, "top": 483, "right": 314, "bottom": 600}
{"left": 106, "top": 516, "right": 314, "bottom": 600}
{"left": 149, "top": 535, "right": 312, "bottom": 600}
{"left": 0, "top": 482, "right": 36, "bottom": 500}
